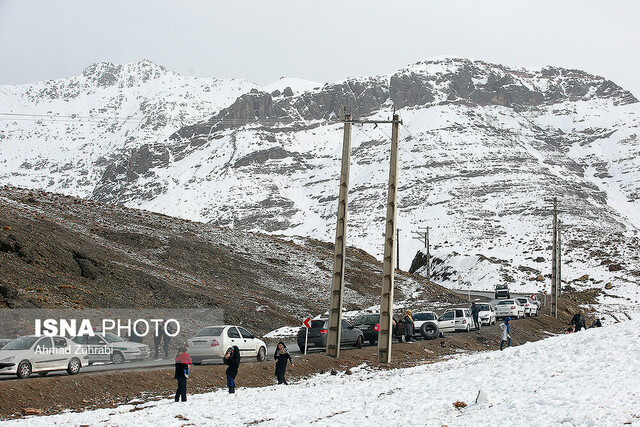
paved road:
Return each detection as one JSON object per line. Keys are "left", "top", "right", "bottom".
{"left": 0, "top": 341, "right": 299, "bottom": 382}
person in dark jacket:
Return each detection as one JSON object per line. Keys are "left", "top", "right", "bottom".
{"left": 590, "top": 317, "right": 603, "bottom": 328}
{"left": 223, "top": 346, "right": 241, "bottom": 393}
{"left": 500, "top": 317, "right": 511, "bottom": 350}
{"left": 402, "top": 310, "right": 415, "bottom": 342}
{"left": 571, "top": 311, "right": 587, "bottom": 332}
{"left": 274, "top": 342, "right": 294, "bottom": 385}
{"left": 471, "top": 302, "right": 481, "bottom": 333}
{"left": 174, "top": 347, "right": 192, "bottom": 402}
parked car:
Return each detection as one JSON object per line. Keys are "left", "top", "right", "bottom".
{"left": 296, "top": 319, "right": 364, "bottom": 352}
{"left": 353, "top": 314, "right": 380, "bottom": 345}
{"left": 516, "top": 297, "right": 538, "bottom": 317}
{"left": 0, "top": 335, "right": 87, "bottom": 379}
{"left": 495, "top": 284, "right": 511, "bottom": 299}
{"left": 187, "top": 325, "right": 267, "bottom": 364}
{"left": 72, "top": 332, "right": 150, "bottom": 364}
{"left": 411, "top": 311, "right": 440, "bottom": 340}
{"left": 438, "top": 308, "right": 474, "bottom": 332}
{"left": 472, "top": 303, "right": 496, "bottom": 325}
{"left": 495, "top": 299, "right": 525, "bottom": 319}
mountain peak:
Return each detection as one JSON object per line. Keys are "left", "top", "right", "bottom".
{"left": 82, "top": 59, "right": 169, "bottom": 87}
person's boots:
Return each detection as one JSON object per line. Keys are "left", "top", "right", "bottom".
{"left": 229, "top": 387, "right": 235, "bottom": 394}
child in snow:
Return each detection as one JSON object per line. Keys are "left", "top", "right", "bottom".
{"left": 274, "top": 341, "right": 294, "bottom": 385}
{"left": 174, "top": 346, "right": 192, "bottom": 402}
{"left": 500, "top": 317, "right": 511, "bottom": 350}
{"left": 223, "top": 346, "right": 241, "bottom": 393}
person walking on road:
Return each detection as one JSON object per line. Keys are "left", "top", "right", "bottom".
{"left": 274, "top": 341, "right": 294, "bottom": 385}
{"left": 471, "top": 302, "right": 481, "bottom": 333}
{"left": 500, "top": 317, "right": 511, "bottom": 350}
{"left": 571, "top": 311, "right": 587, "bottom": 332}
{"left": 403, "top": 310, "right": 415, "bottom": 342}
{"left": 174, "top": 347, "right": 192, "bottom": 402}
{"left": 223, "top": 345, "right": 241, "bottom": 394}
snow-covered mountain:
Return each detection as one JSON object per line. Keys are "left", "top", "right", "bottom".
{"left": 1, "top": 58, "right": 639, "bottom": 304}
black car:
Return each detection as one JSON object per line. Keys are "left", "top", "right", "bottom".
{"left": 296, "top": 319, "right": 364, "bottom": 352}
{"left": 353, "top": 314, "right": 380, "bottom": 345}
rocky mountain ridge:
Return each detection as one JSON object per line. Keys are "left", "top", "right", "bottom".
{"left": 1, "top": 58, "right": 639, "bottom": 303}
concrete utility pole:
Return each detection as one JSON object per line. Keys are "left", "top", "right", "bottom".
{"left": 411, "top": 226, "right": 430, "bottom": 281}
{"left": 378, "top": 113, "right": 402, "bottom": 364}
{"left": 326, "top": 114, "right": 352, "bottom": 358}
{"left": 551, "top": 197, "right": 558, "bottom": 318}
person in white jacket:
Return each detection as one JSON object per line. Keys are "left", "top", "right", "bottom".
{"left": 500, "top": 317, "right": 511, "bottom": 350}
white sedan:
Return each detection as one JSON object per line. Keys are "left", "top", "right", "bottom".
{"left": 495, "top": 299, "right": 526, "bottom": 320}
{"left": 516, "top": 297, "right": 538, "bottom": 317}
{"left": 474, "top": 303, "right": 496, "bottom": 325}
{"left": 186, "top": 325, "right": 267, "bottom": 365}
{"left": 0, "top": 335, "right": 87, "bottom": 379}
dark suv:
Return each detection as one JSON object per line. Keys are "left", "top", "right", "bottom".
{"left": 296, "top": 319, "right": 364, "bottom": 352}
{"left": 495, "top": 284, "right": 510, "bottom": 299}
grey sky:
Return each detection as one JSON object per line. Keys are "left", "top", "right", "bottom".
{"left": 1, "top": 0, "right": 639, "bottom": 97}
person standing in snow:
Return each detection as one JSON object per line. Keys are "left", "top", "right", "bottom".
{"left": 223, "top": 345, "right": 241, "bottom": 393}
{"left": 590, "top": 317, "right": 603, "bottom": 328}
{"left": 274, "top": 341, "right": 294, "bottom": 385}
{"left": 500, "top": 317, "right": 511, "bottom": 350}
{"left": 403, "top": 310, "right": 415, "bottom": 342}
{"left": 174, "top": 346, "right": 192, "bottom": 402}
{"left": 571, "top": 311, "right": 587, "bottom": 332}
{"left": 471, "top": 302, "right": 481, "bottom": 333}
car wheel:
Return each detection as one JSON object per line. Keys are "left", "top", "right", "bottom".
{"left": 398, "top": 334, "right": 406, "bottom": 343}
{"left": 17, "top": 361, "right": 32, "bottom": 379}
{"left": 420, "top": 323, "right": 439, "bottom": 340}
{"left": 67, "top": 358, "right": 81, "bottom": 375}
{"left": 256, "top": 346, "right": 266, "bottom": 362}
{"left": 111, "top": 351, "right": 125, "bottom": 364}
{"left": 355, "top": 335, "right": 364, "bottom": 348}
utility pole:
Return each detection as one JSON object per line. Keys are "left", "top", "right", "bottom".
{"left": 411, "top": 226, "right": 430, "bottom": 281}
{"left": 378, "top": 113, "right": 401, "bottom": 364}
{"left": 550, "top": 197, "right": 558, "bottom": 318}
{"left": 326, "top": 114, "right": 352, "bottom": 358}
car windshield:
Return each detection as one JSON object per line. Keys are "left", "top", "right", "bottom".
{"left": 477, "top": 304, "right": 491, "bottom": 311}
{"left": 101, "top": 332, "right": 125, "bottom": 343}
{"left": 354, "top": 315, "right": 379, "bottom": 324}
{"left": 496, "top": 285, "right": 508, "bottom": 289}
{"left": 497, "top": 300, "right": 514, "bottom": 305}
{"left": 195, "top": 327, "right": 224, "bottom": 337}
{"left": 412, "top": 313, "right": 435, "bottom": 321}
{"left": 516, "top": 299, "right": 527, "bottom": 304}
{"left": 2, "top": 336, "right": 38, "bottom": 350}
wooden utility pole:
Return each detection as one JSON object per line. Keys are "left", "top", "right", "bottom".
{"left": 326, "top": 114, "right": 352, "bottom": 358}
{"left": 411, "top": 226, "right": 430, "bottom": 281}
{"left": 550, "top": 197, "right": 558, "bottom": 318}
{"left": 378, "top": 113, "right": 401, "bottom": 364}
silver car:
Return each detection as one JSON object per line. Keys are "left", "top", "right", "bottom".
{"left": 72, "top": 332, "right": 150, "bottom": 364}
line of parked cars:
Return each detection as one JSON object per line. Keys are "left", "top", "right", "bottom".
{"left": 296, "top": 295, "right": 541, "bottom": 351}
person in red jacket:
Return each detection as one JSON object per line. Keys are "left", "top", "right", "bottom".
{"left": 174, "top": 347, "right": 192, "bottom": 402}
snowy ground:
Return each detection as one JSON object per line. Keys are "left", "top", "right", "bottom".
{"left": 6, "top": 315, "right": 640, "bottom": 426}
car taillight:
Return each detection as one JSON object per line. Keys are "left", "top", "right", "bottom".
{"left": 511, "top": 306, "right": 516, "bottom": 309}
{"left": 210, "top": 339, "right": 219, "bottom": 347}
{"left": 373, "top": 323, "right": 379, "bottom": 332}
{"left": 320, "top": 329, "right": 328, "bottom": 334}
{"left": 462, "top": 320, "right": 466, "bottom": 324}
{"left": 185, "top": 343, "right": 189, "bottom": 348}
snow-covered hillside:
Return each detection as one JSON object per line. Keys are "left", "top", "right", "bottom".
{"left": 8, "top": 315, "right": 640, "bottom": 426}
{"left": 1, "top": 58, "right": 639, "bottom": 302}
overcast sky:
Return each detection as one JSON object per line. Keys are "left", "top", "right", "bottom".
{"left": 1, "top": 0, "right": 639, "bottom": 97}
